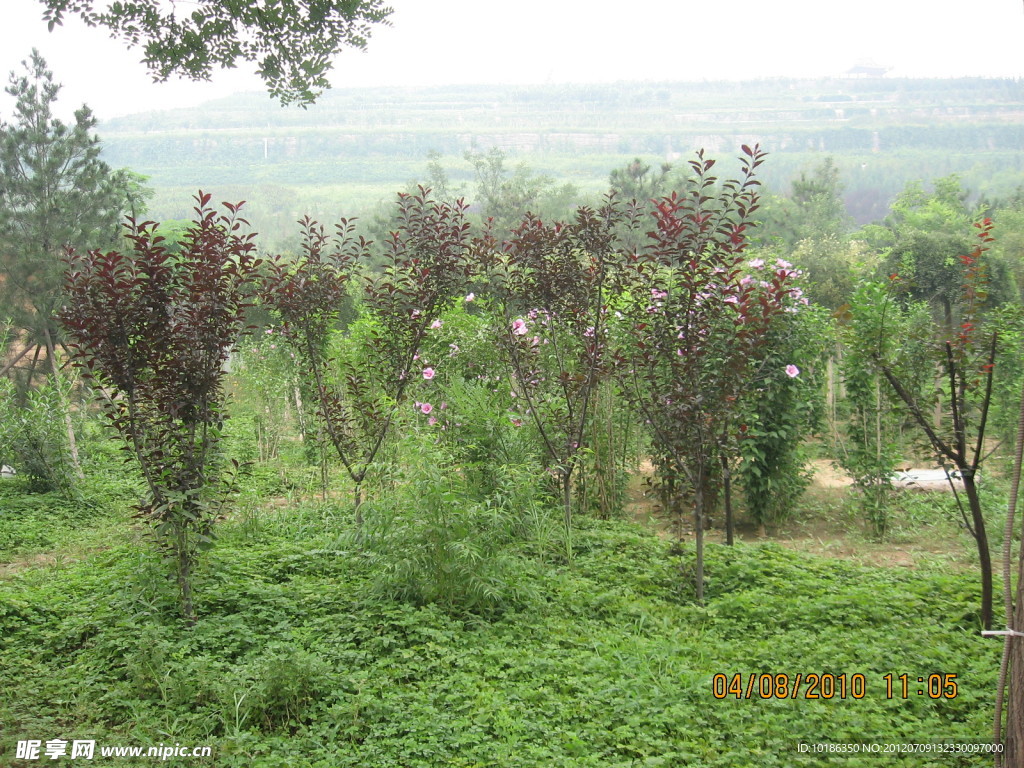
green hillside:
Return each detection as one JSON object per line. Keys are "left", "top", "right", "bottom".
{"left": 98, "top": 77, "right": 1024, "bottom": 239}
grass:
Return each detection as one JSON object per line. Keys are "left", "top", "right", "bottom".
{"left": 0, "top": 470, "right": 1004, "bottom": 767}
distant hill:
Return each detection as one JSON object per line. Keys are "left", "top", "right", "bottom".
{"left": 97, "top": 77, "right": 1024, "bottom": 237}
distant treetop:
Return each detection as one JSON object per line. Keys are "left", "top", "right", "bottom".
{"left": 38, "top": 0, "right": 393, "bottom": 106}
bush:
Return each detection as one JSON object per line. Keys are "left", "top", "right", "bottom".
{"left": 0, "top": 376, "right": 81, "bottom": 497}
{"left": 360, "top": 432, "right": 551, "bottom": 614}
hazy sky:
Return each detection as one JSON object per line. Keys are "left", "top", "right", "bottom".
{"left": 0, "top": 0, "right": 1022, "bottom": 120}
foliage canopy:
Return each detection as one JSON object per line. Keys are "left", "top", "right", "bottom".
{"left": 38, "top": 0, "right": 393, "bottom": 105}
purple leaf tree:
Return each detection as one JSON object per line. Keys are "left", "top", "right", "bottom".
{"left": 615, "top": 146, "right": 798, "bottom": 602}
{"left": 486, "top": 201, "right": 625, "bottom": 548}
{"left": 60, "top": 192, "right": 262, "bottom": 622}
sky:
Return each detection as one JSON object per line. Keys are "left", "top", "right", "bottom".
{"left": 0, "top": 0, "right": 1021, "bottom": 120}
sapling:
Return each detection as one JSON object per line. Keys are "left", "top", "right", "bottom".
{"left": 615, "top": 146, "right": 798, "bottom": 602}
{"left": 263, "top": 188, "right": 477, "bottom": 524}
{"left": 487, "top": 201, "right": 624, "bottom": 549}
{"left": 864, "top": 219, "right": 999, "bottom": 628}
{"left": 60, "top": 193, "right": 261, "bottom": 622}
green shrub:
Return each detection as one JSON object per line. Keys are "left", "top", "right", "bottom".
{"left": 245, "top": 643, "right": 333, "bottom": 732}
{"left": 0, "top": 375, "right": 81, "bottom": 497}
{"left": 361, "top": 432, "right": 550, "bottom": 614}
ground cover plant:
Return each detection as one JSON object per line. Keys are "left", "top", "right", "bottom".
{"left": 0, "top": 497, "right": 1001, "bottom": 767}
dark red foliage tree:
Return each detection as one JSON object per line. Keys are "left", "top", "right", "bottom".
{"left": 59, "top": 193, "right": 261, "bottom": 623}
{"left": 615, "top": 146, "right": 798, "bottom": 602}
{"left": 487, "top": 201, "right": 625, "bottom": 543}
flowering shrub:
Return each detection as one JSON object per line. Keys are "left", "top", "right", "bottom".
{"left": 406, "top": 299, "right": 548, "bottom": 499}
{"left": 737, "top": 291, "right": 831, "bottom": 529}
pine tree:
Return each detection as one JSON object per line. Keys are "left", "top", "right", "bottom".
{"left": 0, "top": 50, "right": 136, "bottom": 485}
{"left": 0, "top": 49, "right": 125, "bottom": 383}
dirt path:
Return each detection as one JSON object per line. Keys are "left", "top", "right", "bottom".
{"left": 627, "top": 458, "right": 974, "bottom": 569}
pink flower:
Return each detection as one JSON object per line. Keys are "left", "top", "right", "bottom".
{"left": 428, "top": 416, "right": 438, "bottom": 426}
{"left": 423, "top": 367, "right": 435, "bottom": 380}
{"left": 430, "top": 319, "right": 443, "bottom": 329}
{"left": 723, "top": 296, "right": 738, "bottom": 305}
{"left": 749, "top": 258, "right": 765, "bottom": 269}
{"left": 776, "top": 258, "right": 792, "bottom": 269}
{"left": 420, "top": 402, "right": 434, "bottom": 414}
{"left": 651, "top": 288, "right": 668, "bottom": 300}
{"left": 512, "top": 318, "right": 528, "bottom": 336}
{"left": 465, "top": 292, "right": 475, "bottom": 302}
{"left": 785, "top": 365, "right": 800, "bottom": 378}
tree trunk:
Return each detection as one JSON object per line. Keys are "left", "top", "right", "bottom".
{"left": 721, "top": 455, "right": 734, "bottom": 546}
{"left": 0, "top": 343, "right": 32, "bottom": 377}
{"left": 826, "top": 356, "right": 839, "bottom": 446}
{"left": 44, "top": 329, "right": 84, "bottom": 481}
{"left": 695, "top": 486, "right": 705, "bottom": 605}
{"left": 562, "top": 470, "right": 574, "bottom": 558}
{"left": 176, "top": 525, "right": 196, "bottom": 625}
{"left": 354, "top": 483, "right": 363, "bottom": 529}
{"left": 999, "top": 495, "right": 1024, "bottom": 762}
{"left": 963, "top": 472, "right": 994, "bottom": 631}
{"left": 1001, "top": 611, "right": 1024, "bottom": 764}
{"left": 995, "top": 377, "right": 1024, "bottom": 766}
